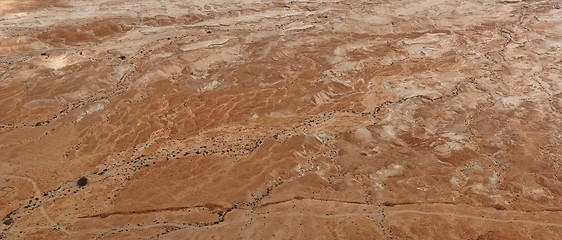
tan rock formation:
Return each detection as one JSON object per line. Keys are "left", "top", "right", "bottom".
{"left": 1, "top": 0, "right": 561, "bottom": 239}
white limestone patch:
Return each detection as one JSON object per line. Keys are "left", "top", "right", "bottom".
{"left": 450, "top": 176, "right": 461, "bottom": 188}
{"left": 382, "top": 125, "right": 397, "bottom": 140}
{"left": 249, "top": 113, "right": 259, "bottom": 121}
{"left": 434, "top": 141, "right": 464, "bottom": 156}
{"left": 198, "top": 80, "right": 222, "bottom": 93}
{"left": 400, "top": 33, "right": 459, "bottom": 59}
{"left": 312, "top": 91, "right": 332, "bottom": 105}
{"left": 434, "top": 132, "right": 477, "bottom": 156}
{"left": 38, "top": 54, "right": 72, "bottom": 70}
{"left": 76, "top": 102, "right": 107, "bottom": 122}
{"left": 284, "top": 22, "right": 314, "bottom": 32}
{"left": 353, "top": 127, "right": 373, "bottom": 143}
{"left": 314, "top": 132, "right": 334, "bottom": 144}
{"left": 267, "top": 111, "right": 293, "bottom": 118}
{"left": 489, "top": 172, "right": 500, "bottom": 185}
{"left": 179, "top": 38, "right": 231, "bottom": 52}
{"left": 523, "top": 186, "right": 554, "bottom": 200}
{"left": 369, "top": 164, "right": 405, "bottom": 193}
{"left": 295, "top": 164, "right": 307, "bottom": 176}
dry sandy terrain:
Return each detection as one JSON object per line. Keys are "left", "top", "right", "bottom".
{"left": 1, "top": 0, "right": 561, "bottom": 239}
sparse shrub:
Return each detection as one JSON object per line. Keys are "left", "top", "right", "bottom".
{"left": 77, "top": 177, "right": 88, "bottom": 187}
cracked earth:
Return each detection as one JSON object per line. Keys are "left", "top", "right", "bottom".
{"left": 1, "top": 0, "right": 561, "bottom": 239}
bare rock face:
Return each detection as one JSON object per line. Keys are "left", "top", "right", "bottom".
{"left": 1, "top": 0, "right": 561, "bottom": 239}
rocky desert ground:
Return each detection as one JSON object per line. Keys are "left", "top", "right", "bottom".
{"left": 0, "top": 0, "right": 561, "bottom": 239}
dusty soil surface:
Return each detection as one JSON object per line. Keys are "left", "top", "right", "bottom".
{"left": 1, "top": 0, "right": 561, "bottom": 239}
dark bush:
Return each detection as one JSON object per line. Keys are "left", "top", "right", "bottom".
{"left": 77, "top": 177, "right": 88, "bottom": 187}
